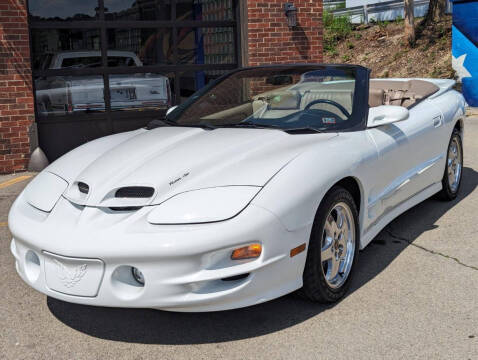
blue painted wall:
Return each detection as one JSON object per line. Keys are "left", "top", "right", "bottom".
{"left": 451, "top": 0, "right": 478, "bottom": 106}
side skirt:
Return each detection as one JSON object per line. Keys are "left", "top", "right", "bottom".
{"left": 360, "top": 182, "right": 442, "bottom": 249}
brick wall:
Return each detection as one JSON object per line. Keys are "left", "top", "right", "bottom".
{"left": 0, "top": 0, "right": 34, "bottom": 174}
{"left": 246, "top": 0, "right": 323, "bottom": 66}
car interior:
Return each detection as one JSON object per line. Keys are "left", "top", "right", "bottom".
{"left": 193, "top": 78, "right": 441, "bottom": 127}
{"left": 368, "top": 79, "right": 440, "bottom": 108}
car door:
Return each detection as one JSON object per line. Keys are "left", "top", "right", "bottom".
{"left": 365, "top": 102, "right": 443, "bottom": 224}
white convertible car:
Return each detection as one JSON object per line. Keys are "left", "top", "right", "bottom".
{"left": 9, "top": 65, "right": 465, "bottom": 312}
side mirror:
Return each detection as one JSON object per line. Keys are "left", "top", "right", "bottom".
{"left": 166, "top": 105, "right": 178, "bottom": 116}
{"left": 367, "top": 105, "right": 409, "bottom": 128}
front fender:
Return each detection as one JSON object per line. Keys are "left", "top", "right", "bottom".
{"left": 251, "top": 132, "right": 375, "bottom": 233}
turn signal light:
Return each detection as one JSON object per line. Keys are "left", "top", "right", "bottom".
{"left": 231, "top": 244, "right": 262, "bottom": 260}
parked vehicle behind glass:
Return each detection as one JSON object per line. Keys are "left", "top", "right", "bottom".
{"left": 35, "top": 50, "right": 171, "bottom": 115}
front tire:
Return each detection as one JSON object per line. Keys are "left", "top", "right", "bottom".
{"left": 438, "top": 128, "right": 463, "bottom": 201}
{"left": 298, "top": 186, "right": 359, "bottom": 303}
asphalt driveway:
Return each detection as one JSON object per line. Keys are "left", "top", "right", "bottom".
{"left": 1, "top": 119, "right": 477, "bottom": 360}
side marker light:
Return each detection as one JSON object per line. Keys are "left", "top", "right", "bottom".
{"left": 290, "top": 243, "right": 306, "bottom": 257}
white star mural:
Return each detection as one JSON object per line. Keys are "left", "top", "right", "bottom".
{"left": 452, "top": 54, "right": 472, "bottom": 81}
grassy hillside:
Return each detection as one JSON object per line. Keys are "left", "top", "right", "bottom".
{"left": 323, "top": 13, "right": 454, "bottom": 79}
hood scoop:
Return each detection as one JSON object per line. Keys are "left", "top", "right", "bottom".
{"left": 115, "top": 186, "right": 154, "bottom": 198}
{"left": 64, "top": 182, "right": 157, "bottom": 208}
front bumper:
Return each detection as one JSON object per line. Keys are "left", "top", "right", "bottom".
{"left": 9, "top": 195, "right": 309, "bottom": 312}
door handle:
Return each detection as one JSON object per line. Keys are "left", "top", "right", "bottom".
{"left": 433, "top": 115, "right": 443, "bottom": 127}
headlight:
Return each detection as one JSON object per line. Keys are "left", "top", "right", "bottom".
{"left": 24, "top": 171, "right": 68, "bottom": 212}
{"left": 147, "top": 186, "right": 261, "bottom": 224}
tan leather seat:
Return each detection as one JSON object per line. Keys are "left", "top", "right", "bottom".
{"left": 369, "top": 80, "right": 439, "bottom": 108}
{"left": 369, "top": 88, "right": 385, "bottom": 107}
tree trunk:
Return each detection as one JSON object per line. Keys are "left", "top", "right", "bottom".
{"left": 425, "top": 0, "right": 447, "bottom": 24}
{"left": 404, "top": 0, "right": 415, "bottom": 45}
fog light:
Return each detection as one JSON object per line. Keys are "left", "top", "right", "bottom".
{"left": 231, "top": 244, "right": 262, "bottom": 260}
{"left": 131, "top": 267, "right": 145, "bottom": 285}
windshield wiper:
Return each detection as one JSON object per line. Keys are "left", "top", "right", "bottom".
{"left": 217, "top": 121, "right": 281, "bottom": 130}
{"left": 184, "top": 122, "right": 216, "bottom": 130}
{"left": 146, "top": 119, "right": 172, "bottom": 129}
{"left": 284, "top": 127, "right": 325, "bottom": 134}
{"left": 146, "top": 118, "right": 216, "bottom": 130}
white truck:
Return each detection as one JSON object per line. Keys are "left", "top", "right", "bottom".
{"left": 35, "top": 51, "right": 172, "bottom": 115}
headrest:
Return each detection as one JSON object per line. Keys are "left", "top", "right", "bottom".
{"left": 369, "top": 88, "right": 384, "bottom": 108}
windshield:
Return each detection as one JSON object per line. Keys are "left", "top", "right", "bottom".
{"left": 167, "top": 65, "right": 369, "bottom": 132}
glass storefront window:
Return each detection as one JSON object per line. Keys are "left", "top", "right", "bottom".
{"left": 177, "top": 27, "right": 235, "bottom": 65}
{"left": 176, "top": 0, "right": 234, "bottom": 21}
{"left": 108, "top": 72, "right": 173, "bottom": 112}
{"left": 34, "top": 75, "right": 105, "bottom": 117}
{"left": 107, "top": 28, "right": 173, "bottom": 66}
{"left": 31, "top": 29, "right": 101, "bottom": 71}
{"left": 104, "top": 0, "right": 172, "bottom": 21}
{"left": 28, "top": 0, "right": 238, "bottom": 161}
{"left": 28, "top": 0, "right": 99, "bottom": 21}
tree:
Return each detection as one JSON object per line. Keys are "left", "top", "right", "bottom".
{"left": 424, "top": 0, "right": 448, "bottom": 24}
{"left": 404, "top": 0, "right": 415, "bottom": 45}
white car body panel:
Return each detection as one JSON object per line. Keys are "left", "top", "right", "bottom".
{"left": 24, "top": 171, "right": 68, "bottom": 212}
{"left": 9, "top": 75, "right": 466, "bottom": 311}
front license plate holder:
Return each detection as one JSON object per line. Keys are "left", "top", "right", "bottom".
{"left": 43, "top": 251, "right": 105, "bottom": 297}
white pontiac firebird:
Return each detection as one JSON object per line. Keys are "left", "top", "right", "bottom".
{"left": 9, "top": 65, "right": 465, "bottom": 312}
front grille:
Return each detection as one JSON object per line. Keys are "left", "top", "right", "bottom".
{"left": 115, "top": 186, "right": 154, "bottom": 198}
{"left": 78, "top": 182, "right": 89, "bottom": 194}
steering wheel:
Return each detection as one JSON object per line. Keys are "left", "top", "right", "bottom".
{"left": 304, "top": 99, "right": 351, "bottom": 119}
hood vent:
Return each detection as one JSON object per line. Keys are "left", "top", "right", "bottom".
{"left": 115, "top": 186, "right": 154, "bottom": 198}
{"left": 78, "top": 182, "right": 90, "bottom": 194}
{"left": 109, "top": 206, "right": 142, "bottom": 212}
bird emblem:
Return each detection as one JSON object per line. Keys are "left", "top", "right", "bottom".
{"left": 53, "top": 259, "right": 87, "bottom": 288}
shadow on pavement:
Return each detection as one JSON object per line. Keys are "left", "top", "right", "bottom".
{"left": 47, "top": 167, "right": 478, "bottom": 345}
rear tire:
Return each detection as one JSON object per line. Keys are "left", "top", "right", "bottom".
{"left": 298, "top": 186, "right": 359, "bottom": 303}
{"left": 437, "top": 129, "right": 463, "bottom": 201}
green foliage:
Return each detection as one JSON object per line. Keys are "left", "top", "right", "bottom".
{"left": 370, "top": 18, "right": 391, "bottom": 28}
{"left": 377, "top": 20, "right": 390, "bottom": 29}
{"left": 334, "top": 1, "right": 346, "bottom": 10}
{"left": 323, "top": 10, "right": 353, "bottom": 54}
{"left": 342, "top": 54, "right": 351, "bottom": 62}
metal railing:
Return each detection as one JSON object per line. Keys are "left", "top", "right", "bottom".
{"left": 324, "top": 0, "right": 452, "bottom": 24}
{"left": 324, "top": 1, "right": 347, "bottom": 10}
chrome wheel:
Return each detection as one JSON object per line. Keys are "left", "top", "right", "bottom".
{"left": 321, "top": 202, "right": 356, "bottom": 289}
{"left": 447, "top": 136, "right": 462, "bottom": 193}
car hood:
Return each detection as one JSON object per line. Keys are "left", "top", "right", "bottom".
{"left": 46, "top": 126, "right": 337, "bottom": 207}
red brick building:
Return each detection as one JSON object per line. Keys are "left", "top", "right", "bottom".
{"left": 0, "top": 0, "right": 322, "bottom": 174}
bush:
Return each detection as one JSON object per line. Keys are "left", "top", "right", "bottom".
{"left": 323, "top": 10, "right": 353, "bottom": 54}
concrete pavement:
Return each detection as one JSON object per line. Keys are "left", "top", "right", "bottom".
{"left": 0, "top": 120, "right": 477, "bottom": 360}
